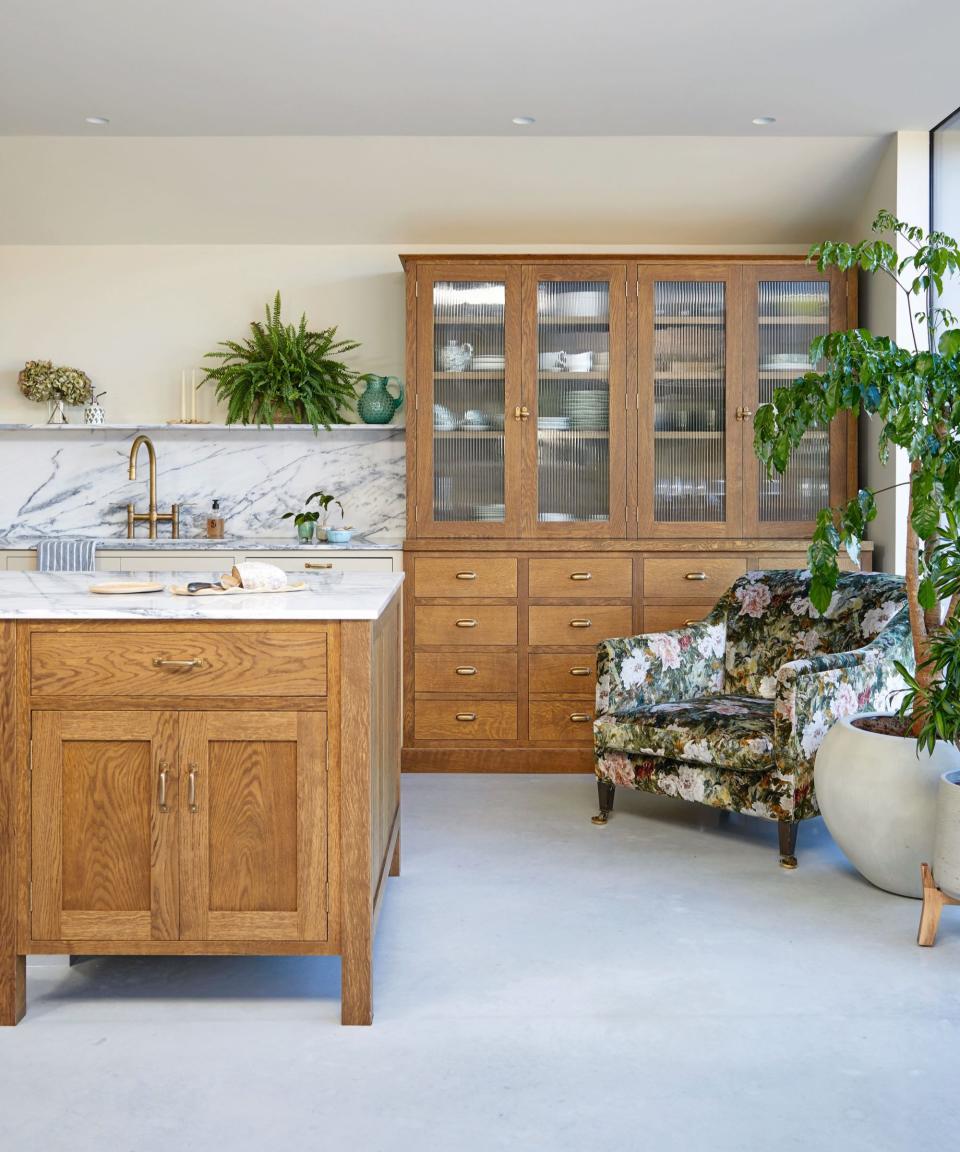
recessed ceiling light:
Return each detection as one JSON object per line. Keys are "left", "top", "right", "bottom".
{"left": 512, "top": 116, "right": 536, "bottom": 126}
{"left": 752, "top": 116, "right": 776, "bottom": 126}
{"left": 84, "top": 116, "right": 110, "bottom": 125}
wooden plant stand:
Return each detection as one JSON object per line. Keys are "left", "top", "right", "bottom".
{"left": 917, "top": 863, "right": 960, "bottom": 946}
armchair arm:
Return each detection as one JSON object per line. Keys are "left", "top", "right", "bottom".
{"left": 596, "top": 618, "right": 726, "bottom": 716}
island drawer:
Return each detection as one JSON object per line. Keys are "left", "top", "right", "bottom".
{"left": 248, "top": 555, "right": 395, "bottom": 573}
{"left": 29, "top": 626, "right": 328, "bottom": 698}
{"left": 414, "top": 556, "right": 517, "bottom": 598}
{"left": 643, "top": 557, "right": 747, "bottom": 600}
{"left": 415, "top": 651, "right": 517, "bottom": 694}
{"left": 414, "top": 698, "right": 517, "bottom": 741}
{"left": 528, "top": 652, "right": 597, "bottom": 696}
{"left": 528, "top": 558, "right": 631, "bottom": 599}
{"left": 415, "top": 604, "right": 517, "bottom": 647}
{"left": 527, "top": 605, "right": 632, "bottom": 648}
{"left": 529, "top": 700, "right": 595, "bottom": 744}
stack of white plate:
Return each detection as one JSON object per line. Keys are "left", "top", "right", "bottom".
{"left": 539, "top": 512, "right": 575, "bottom": 522}
{"left": 537, "top": 416, "right": 572, "bottom": 431}
{"left": 565, "top": 390, "right": 609, "bottom": 430}
{"left": 473, "top": 355, "right": 505, "bottom": 372}
{"left": 475, "top": 503, "right": 506, "bottom": 521}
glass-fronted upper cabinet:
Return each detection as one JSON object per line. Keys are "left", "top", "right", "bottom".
{"left": 523, "top": 265, "right": 626, "bottom": 536}
{"left": 414, "top": 266, "right": 521, "bottom": 536}
{"left": 639, "top": 266, "right": 742, "bottom": 536}
{"left": 742, "top": 266, "right": 846, "bottom": 536}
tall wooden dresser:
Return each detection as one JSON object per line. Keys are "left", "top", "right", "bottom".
{"left": 400, "top": 256, "right": 869, "bottom": 772}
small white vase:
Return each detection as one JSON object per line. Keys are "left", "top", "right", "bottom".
{"left": 46, "top": 398, "right": 68, "bottom": 424}
{"left": 933, "top": 769, "right": 960, "bottom": 899}
{"left": 814, "top": 713, "right": 960, "bottom": 898}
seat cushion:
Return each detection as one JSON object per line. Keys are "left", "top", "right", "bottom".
{"left": 594, "top": 694, "right": 775, "bottom": 773}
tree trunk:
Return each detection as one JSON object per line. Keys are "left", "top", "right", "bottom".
{"left": 906, "top": 462, "right": 933, "bottom": 737}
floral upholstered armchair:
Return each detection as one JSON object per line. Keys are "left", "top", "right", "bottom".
{"left": 593, "top": 570, "right": 911, "bottom": 866}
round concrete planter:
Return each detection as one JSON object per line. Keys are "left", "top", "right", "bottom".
{"left": 934, "top": 769, "right": 960, "bottom": 899}
{"left": 814, "top": 713, "right": 960, "bottom": 898}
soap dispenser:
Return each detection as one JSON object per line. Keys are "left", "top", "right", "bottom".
{"left": 206, "top": 499, "right": 225, "bottom": 540}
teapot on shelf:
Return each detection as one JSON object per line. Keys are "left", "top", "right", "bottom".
{"left": 357, "top": 375, "right": 404, "bottom": 424}
{"left": 440, "top": 339, "right": 473, "bottom": 372}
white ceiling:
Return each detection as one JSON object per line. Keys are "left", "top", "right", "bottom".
{"left": 1, "top": 0, "right": 957, "bottom": 136}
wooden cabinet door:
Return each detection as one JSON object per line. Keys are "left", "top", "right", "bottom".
{"left": 741, "top": 264, "right": 849, "bottom": 536}
{"left": 179, "top": 712, "right": 328, "bottom": 942}
{"left": 522, "top": 264, "right": 628, "bottom": 537}
{"left": 31, "top": 710, "right": 179, "bottom": 942}
{"left": 414, "top": 264, "right": 522, "bottom": 537}
{"left": 638, "top": 264, "right": 744, "bottom": 538}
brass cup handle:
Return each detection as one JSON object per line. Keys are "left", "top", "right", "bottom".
{"left": 305, "top": 562, "right": 334, "bottom": 570}
{"left": 685, "top": 572, "right": 707, "bottom": 582}
{"left": 455, "top": 571, "right": 477, "bottom": 581}
{"left": 455, "top": 619, "right": 478, "bottom": 628}
{"left": 187, "top": 764, "right": 199, "bottom": 813}
{"left": 684, "top": 619, "right": 699, "bottom": 626}
{"left": 456, "top": 713, "right": 477, "bottom": 722}
{"left": 158, "top": 763, "right": 170, "bottom": 813}
{"left": 569, "top": 713, "right": 592, "bottom": 723}
{"left": 570, "top": 619, "right": 592, "bottom": 628}
{"left": 570, "top": 667, "right": 592, "bottom": 677}
{"left": 456, "top": 666, "right": 477, "bottom": 676}
{"left": 153, "top": 657, "right": 204, "bottom": 669}
{"left": 570, "top": 573, "right": 592, "bottom": 581}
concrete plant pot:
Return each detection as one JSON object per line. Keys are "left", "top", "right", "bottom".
{"left": 814, "top": 713, "right": 960, "bottom": 898}
{"left": 934, "top": 769, "right": 960, "bottom": 899}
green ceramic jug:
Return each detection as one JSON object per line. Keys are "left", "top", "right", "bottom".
{"left": 357, "top": 375, "right": 404, "bottom": 424}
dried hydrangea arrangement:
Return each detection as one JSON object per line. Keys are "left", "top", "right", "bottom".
{"left": 18, "top": 360, "right": 93, "bottom": 406}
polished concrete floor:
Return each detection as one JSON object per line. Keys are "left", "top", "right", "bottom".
{"left": 2, "top": 774, "right": 959, "bottom": 1151}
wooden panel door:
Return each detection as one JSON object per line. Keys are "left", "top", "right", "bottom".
{"left": 31, "top": 710, "right": 179, "bottom": 942}
{"left": 522, "top": 264, "right": 628, "bottom": 537}
{"left": 741, "top": 265, "right": 848, "bottom": 536}
{"left": 179, "top": 712, "right": 328, "bottom": 942}
{"left": 414, "top": 264, "right": 522, "bottom": 537}
{"left": 638, "top": 264, "right": 743, "bottom": 538}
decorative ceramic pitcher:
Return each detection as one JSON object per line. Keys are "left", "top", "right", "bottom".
{"left": 440, "top": 339, "right": 473, "bottom": 372}
{"left": 357, "top": 376, "right": 404, "bottom": 424}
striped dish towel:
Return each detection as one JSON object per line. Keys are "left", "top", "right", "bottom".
{"left": 36, "top": 538, "right": 98, "bottom": 573}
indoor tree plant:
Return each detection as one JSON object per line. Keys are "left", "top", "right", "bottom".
{"left": 202, "top": 292, "right": 362, "bottom": 431}
{"left": 754, "top": 210, "right": 960, "bottom": 896}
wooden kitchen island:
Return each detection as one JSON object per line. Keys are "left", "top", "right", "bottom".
{"left": 0, "top": 569, "right": 402, "bottom": 1026}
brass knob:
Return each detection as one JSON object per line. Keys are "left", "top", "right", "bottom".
{"left": 570, "top": 667, "right": 592, "bottom": 677}
{"left": 570, "top": 619, "right": 592, "bottom": 628}
{"left": 569, "top": 713, "right": 591, "bottom": 723}
{"left": 455, "top": 666, "right": 478, "bottom": 676}
{"left": 455, "top": 713, "right": 477, "bottom": 722}
{"left": 685, "top": 572, "right": 707, "bottom": 581}
{"left": 305, "top": 562, "right": 334, "bottom": 570}
{"left": 570, "top": 573, "right": 592, "bottom": 581}
{"left": 455, "top": 619, "right": 478, "bottom": 628}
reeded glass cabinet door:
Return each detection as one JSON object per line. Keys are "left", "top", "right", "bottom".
{"left": 638, "top": 266, "right": 742, "bottom": 537}
{"left": 522, "top": 265, "right": 626, "bottom": 536}
{"left": 742, "top": 266, "right": 847, "bottom": 536}
{"left": 415, "top": 267, "right": 521, "bottom": 536}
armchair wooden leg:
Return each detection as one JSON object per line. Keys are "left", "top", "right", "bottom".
{"left": 918, "top": 863, "right": 960, "bottom": 946}
{"left": 778, "top": 821, "right": 798, "bottom": 869}
{"left": 592, "top": 780, "right": 616, "bottom": 825}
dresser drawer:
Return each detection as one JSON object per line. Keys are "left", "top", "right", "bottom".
{"left": 643, "top": 604, "right": 714, "bottom": 632}
{"left": 528, "top": 557, "right": 632, "bottom": 599}
{"left": 415, "top": 556, "right": 517, "bottom": 598}
{"left": 529, "top": 700, "right": 595, "bottom": 743}
{"left": 414, "top": 698, "right": 517, "bottom": 741}
{"left": 415, "top": 604, "right": 517, "bottom": 647}
{"left": 528, "top": 605, "right": 632, "bottom": 648}
{"left": 415, "top": 651, "right": 517, "bottom": 694}
{"left": 757, "top": 552, "right": 861, "bottom": 573}
{"left": 529, "top": 652, "right": 596, "bottom": 696}
{"left": 29, "top": 627, "right": 327, "bottom": 698}
{"left": 644, "top": 557, "right": 746, "bottom": 601}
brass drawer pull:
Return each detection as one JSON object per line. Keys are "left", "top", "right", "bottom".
{"left": 157, "top": 762, "right": 170, "bottom": 813}
{"left": 684, "top": 619, "right": 699, "bottom": 626}
{"left": 456, "top": 713, "right": 477, "bottom": 722}
{"left": 685, "top": 572, "right": 708, "bottom": 581}
{"left": 570, "top": 619, "right": 592, "bottom": 628}
{"left": 456, "top": 666, "right": 478, "bottom": 676}
{"left": 305, "top": 562, "right": 334, "bottom": 570}
{"left": 153, "top": 657, "right": 204, "bottom": 669}
{"left": 187, "top": 763, "right": 199, "bottom": 813}
{"left": 455, "top": 571, "right": 477, "bottom": 580}
{"left": 569, "top": 713, "right": 592, "bottom": 723}
{"left": 570, "top": 666, "right": 592, "bottom": 677}
{"left": 455, "top": 619, "right": 478, "bottom": 628}
{"left": 570, "top": 572, "right": 592, "bottom": 581}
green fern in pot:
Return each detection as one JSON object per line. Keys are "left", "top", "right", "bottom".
{"left": 202, "top": 292, "right": 361, "bottom": 430}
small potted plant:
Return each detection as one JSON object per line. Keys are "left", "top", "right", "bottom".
{"left": 18, "top": 360, "right": 93, "bottom": 424}
{"left": 202, "top": 292, "right": 363, "bottom": 431}
{"left": 282, "top": 490, "right": 344, "bottom": 543}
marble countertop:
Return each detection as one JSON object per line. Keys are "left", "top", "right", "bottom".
{"left": 0, "top": 535, "right": 401, "bottom": 552}
{"left": 0, "top": 570, "right": 404, "bottom": 620}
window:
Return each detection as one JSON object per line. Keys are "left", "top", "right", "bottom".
{"left": 931, "top": 106, "right": 960, "bottom": 328}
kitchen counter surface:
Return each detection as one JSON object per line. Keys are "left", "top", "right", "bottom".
{"left": 0, "top": 570, "right": 403, "bottom": 621}
{"left": 0, "top": 535, "right": 400, "bottom": 552}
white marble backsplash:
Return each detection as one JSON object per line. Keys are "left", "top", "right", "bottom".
{"left": 0, "top": 427, "right": 406, "bottom": 540}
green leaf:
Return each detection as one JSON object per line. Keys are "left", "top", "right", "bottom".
{"left": 939, "top": 328, "right": 960, "bottom": 358}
